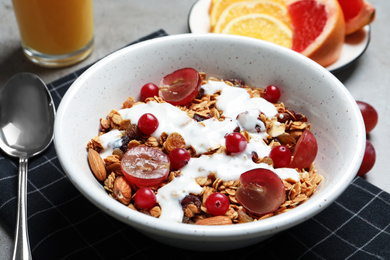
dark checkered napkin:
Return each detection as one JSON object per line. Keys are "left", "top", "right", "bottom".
{"left": 1, "top": 30, "right": 389, "bottom": 259}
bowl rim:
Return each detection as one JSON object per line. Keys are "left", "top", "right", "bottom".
{"left": 54, "top": 33, "right": 365, "bottom": 239}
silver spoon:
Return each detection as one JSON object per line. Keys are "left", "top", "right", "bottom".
{"left": 0, "top": 72, "right": 55, "bottom": 260}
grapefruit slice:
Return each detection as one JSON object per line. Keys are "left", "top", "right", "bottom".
{"left": 213, "top": 1, "right": 291, "bottom": 33}
{"left": 209, "top": 0, "right": 287, "bottom": 30}
{"left": 287, "top": 0, "right": 345, "bottom": 67}
{"left": 221, "top": 14, "right": 292, "bottom": 48}
{"left": 337, "top": 0, "right": 375, "bottom": 35}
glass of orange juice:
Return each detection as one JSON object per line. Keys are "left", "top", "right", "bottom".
{"left": 12, "top": 0, "right": 94, "bottom": 68}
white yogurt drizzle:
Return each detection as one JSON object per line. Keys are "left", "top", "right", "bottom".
{"left": 97, "top": 80, "right": 300, "bottom": 223}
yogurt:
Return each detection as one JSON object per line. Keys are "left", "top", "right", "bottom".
{"left": 97, "top": 80, "right": 299, "bottom": 223}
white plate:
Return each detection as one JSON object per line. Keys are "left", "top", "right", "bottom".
{"left": 188, "top": 0, "right": 370, "bottom": 73}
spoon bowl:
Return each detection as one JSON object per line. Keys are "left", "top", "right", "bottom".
{"left": 0, "top": 72, "right": 55, "bottom": 260}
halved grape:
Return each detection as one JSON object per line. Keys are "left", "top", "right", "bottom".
{"left": 236, "top": 168, "right": 285, "bottom": 217}
{"left": 159, "top": 68, "right": 201, "bottom": 106}
{"left": 289, "top": 130, "right": 318, "bottom": 169}
{"left": 121, "top": 146, "right": 170, "bottom": 187}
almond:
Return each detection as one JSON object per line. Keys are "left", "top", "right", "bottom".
{"left": 113, "top": 176, "right": 132, "bottom": 205}
{"left": 195, "top": 216, "right": 232, "bottom": 225}
{"left": 88, "top": 148, "right": 107, "bottom": 181}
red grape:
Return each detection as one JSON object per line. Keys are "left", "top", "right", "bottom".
{"left": 169, "top": 148, "right": 191, "bottom": 170}
{"left": 137, "top": 113, "right": 159, "bottom": 135}
{"left": 135, "top": 187, "right": 157, "bottom": 209}
{"left": 140, "top": 83, "right": 159, "bottom": 101}
{"left": 205, "top": 193, "right": 230, "bottom": 216}
{"left": 269, "top": 145, "right": 292, "bottom": 168}
{"left": 263, "top": 85, "right": 281, "bottom": 103}
{"left": 236, "top": 168, "right": 285, "bottom": 216}
{"left": 121, "top": 146, "right": 170, "bottom": 187}
{"left": 357, "top": 140, "right": 376, "bottom": 176}
{"left": 357, "top": 101, "right": 378, "bottom": 134}
{"left": 225, "top": 132, "right": 247, "bottom": 154}
{"left": 159, "top": 68, "right": 201, "bottom": 106}
{"left": 289, "top": 130, "right": 318, "bottom": 169}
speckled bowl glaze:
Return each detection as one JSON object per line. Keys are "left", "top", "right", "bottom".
{"left": 54, "top": 34, "right": 365, "bottom": 251}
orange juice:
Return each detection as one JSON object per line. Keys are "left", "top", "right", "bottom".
{"left": 12, "top": 0, "right": 94, "bottom": 66}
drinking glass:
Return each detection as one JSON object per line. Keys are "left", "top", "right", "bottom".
{"left": 12, "top": 0, "right": 94, "bottom": 68}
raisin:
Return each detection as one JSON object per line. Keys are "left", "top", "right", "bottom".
{"left": 226, "top": 78, "right": 245, "bottom": 88}
{"left": 286, "top": 109, "right": 307, "bottom": 122}
{"left": 182, "top": 216, "right": 195, "bottom": 224}
{"left": 195, "top": 88, "right": 205, "bottom": 100}
{"left": 126, "top": 124, "right": 141, "bottom": 140}
{"left": 277, "top": 112, "right": 292, "bottom": 123}
{"left": 120, "top": 135, "right": 130, "bottom": 153}
{"left": 251, "top": 151, "right": 259, "bottom": 163}
{"left": 193, "top": 113, "right": 211, "bottom": 122}
{"left": 233, "top": 126, "right": 241, "bottom": 133}
{"left": 181, "top": 195, "right": 201, "bottom": 210}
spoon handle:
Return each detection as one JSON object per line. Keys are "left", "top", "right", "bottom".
{"left": 12, "top": 157, "right": 33, "bottom": 260}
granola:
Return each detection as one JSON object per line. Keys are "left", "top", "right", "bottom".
{"left": 87, "top": 72, "right": 322, "bottom": 224}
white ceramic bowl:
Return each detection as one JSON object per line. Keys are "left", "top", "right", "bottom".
{"left": 54, "top": 34, "right": 365, "bottom": 251}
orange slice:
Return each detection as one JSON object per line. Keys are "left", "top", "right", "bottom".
{"left": 209, "top": 0, "right": 287, "bottom": 30}
{"left": 287, "top": 0, "right": 345, "bottom": 67}
{"left": 221, "top": 14, "right": 292, "bottom": 48}
{"left": 337, "top": 0, "right": 375, "bottom": 35}
{"left": 213, "top": 1, "right": 291, "bottom": 33}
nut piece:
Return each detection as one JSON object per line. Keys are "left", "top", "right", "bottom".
{"left": 113, "top": 176, "right": 132, "bottom": 205}
{"left": 195, "top": 216, "right": 232, "bottom": 225}
{"left": 88, "top": 148, "right": 107, "bottom": 181}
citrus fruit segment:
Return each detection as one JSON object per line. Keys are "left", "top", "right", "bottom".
{"left": 338, "top": 0, "right": 375, "bottom": 35}
{"left": 213, "top": 0, "right": 291, "bottom": 33}
{"left": 287, "top": 0, "right": 345, "bottom": 67}
{"left": 209, "top": 0, "right": 287, "bottom": 30}
{"left": 221, "top": 13, "right": 292, "bottom": 48}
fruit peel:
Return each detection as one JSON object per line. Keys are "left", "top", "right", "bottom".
{"left": 344, "top": 0, "right": 375, "bottom": 35}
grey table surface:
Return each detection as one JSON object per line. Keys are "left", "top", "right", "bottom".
{"left": 0, "top": 0, "right": 389, "bottom": 258}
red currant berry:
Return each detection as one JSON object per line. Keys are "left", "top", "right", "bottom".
{"left": 205, "top": 193, "right": 230, "bottom": 216}
{"left": 269, "top": 145, "right": 292, "bottom": 168}
{"left": 140, "top": 83, "right": 159, "bottom": 102}
{"left": 169, "top": 148, "right": 191, "bottom": 170}
{"left": 225, "top": 132, "right": 247, "bottom": 154}
{"left": 357, "top": 140, "right": 376, "bottom": 176}
{"left": 137, "top": 113, "right": 159, "bottom": 135}
{"left": 263, "top": 85, "right": 281, "bottom": 103}
{"left": 135, "top": 187, "right": 157, "bottom": 209}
